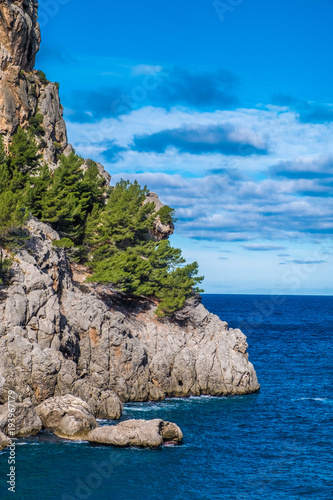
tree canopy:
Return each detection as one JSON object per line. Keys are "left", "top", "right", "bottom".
{"left": 0, "top": 126, "right": 204, "bottom": 316}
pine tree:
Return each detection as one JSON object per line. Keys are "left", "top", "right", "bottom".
{"left": 23, "top": 164, "right": 50, "bottom": 219}
{"left": 8, "top": 127, "right": 40, "bottom": 174}
{"left": 41, "top": 153, "right": 86, "bottom": 241}
{"left": 0, "top": 129, "right": 205, "bottom": 315}
{"left": 89, "top": 180, "right": 155, "bottom": 259}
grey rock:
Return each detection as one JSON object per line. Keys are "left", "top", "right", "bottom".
{"left": 87, "top": 419, "right": 182, "bottom": 448}
{"left": 0, "top": 400, "right": 42, "bottom": 437}
{"left": 0, "top": 430, "right": 11, "bottom": 451}
{"left": 72, "top": 379, "right": 123, "bottom": 419}
{"left": 35, "top": 395, "right": 98, "bottom": 439}
{"left": 0, "top": 333, "right": 63, "bottom": 405}
{"left": 161, "top": 421, "right": 183, "bottom": 443}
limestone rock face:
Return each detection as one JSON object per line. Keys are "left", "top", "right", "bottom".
{"left": 0, "top": 430, "right": 11, "bottom": 450}
{"left": 35, "top": 395, "right": 98, "bottom": 439}
{"left": 87, "top": 419, "right": 183, "bottom": 448}
{"left": 0, "top": 0, "right": 66, "bottom": 163}
{"left": 0, "top": 0, "right": 40, "bottom": 72}
{"left": 72, "top": 381, "right": 123, "bottom": 420}
{"left": 0, "top": 400, "right": 42, "bottom": 437}
{"left": 0, "top": 219, "right": 259, "bottom": 413}
{"left": 0, "top": 1, "right": 113, "bottom": 174}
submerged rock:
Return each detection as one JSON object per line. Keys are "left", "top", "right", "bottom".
{"left": 35, "top": 395, "right": 98, "bottom": 440}
{"left": 87, "top": 419, "right": 183, "bottom": 449}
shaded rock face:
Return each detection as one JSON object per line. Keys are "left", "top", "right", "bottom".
{"left": 0, "top": 219, "right": 259, "bottom": 413}
{"left": 87, "top": 419, "right": 183, "bottom": 449}
{"left": 35, "top": 395, "right": 98, "bottom": 439}
{"left": 0, "top": 400, "right": 42, "bottom": 437}
{"left": 72, "top": 381, "right": 123, "bottom": 420}
{"left": 0, "top": 66, "right": 69, "bottom": 162}
{"left": 0, "top": 0, "right": 40, "bottom": 72}
{"left": 0, "top": 430, "right": 11, "bottom": 450}
{"left": 161, "top": 421, "right": 183, "bottom": 443}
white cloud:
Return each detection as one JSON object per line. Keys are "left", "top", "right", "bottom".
{"left": 131, "top": 65, "right": 164, "bottom": 76}
{"left": 65, "top": 105, "right": 333, "bottom": 248}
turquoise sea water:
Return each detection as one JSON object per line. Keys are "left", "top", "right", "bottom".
{"left": 1, "top": 294, "right": 333, "bottom": 499}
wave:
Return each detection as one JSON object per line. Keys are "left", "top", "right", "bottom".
{"left": 295, "top": 397, "right": 331, "bottom": 402}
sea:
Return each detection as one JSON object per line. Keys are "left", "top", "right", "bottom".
{"left": 0, "top": 294, "right": 332, "bottom": 500}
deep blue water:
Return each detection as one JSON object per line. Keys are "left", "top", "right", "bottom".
{"left": 1, "top": 294, "right": 333, "bottom": 500}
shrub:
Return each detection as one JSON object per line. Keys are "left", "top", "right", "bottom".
{"left": 52, "top": 238, "right": 75, "bottom": 249}
{"left": 0, "top": 253, "right": 12, "bottom": 285}
{"left": 28, "top": 113, "right": 45, "bottom": 136}
{"left": 36, "top": 70, "right": 48, "bottom": 86}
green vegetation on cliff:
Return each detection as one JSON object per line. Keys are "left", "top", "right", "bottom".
{"left": 0, "top": 128, "right": 203, "bottom": 316}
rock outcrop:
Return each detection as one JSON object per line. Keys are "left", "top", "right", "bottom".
{"left": 0, "top": 400, "right": 42, "bottom": 437}
{"left": 87, "top": 419, "right": 183, "bottom": 448}
{"left": 35, "top": 395, "right": 98, "bottom": 439}
{"left": 143, "top": 192, "right": 174, "bottom": 240}
{"left": 0, "top": 218, "right": 259, "bottom": 411}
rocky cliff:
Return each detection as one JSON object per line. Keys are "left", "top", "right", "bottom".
{"left": 0, "top": 218, "right": 259, "bottom": 418}
{"left": 0, "top": 0, "right": 259, "bottom": 425}
{"left": 0, "top": 0, "right": 69, "bottom": 163}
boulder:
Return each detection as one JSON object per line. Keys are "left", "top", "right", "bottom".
{"left": 87, "top": 419, "right": 183, "bottom": 448}
{"left": 0, "top": 430, "right": 11, "bottom": 451}
{"left": 0, "top": 401, "right": 42, "bottom": 437}
{"left": 35, "top": 395, "right": 98, "bottom": 439}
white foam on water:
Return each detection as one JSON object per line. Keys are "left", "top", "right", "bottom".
{"left": 295, "top": 397, "right": 329, "bottom": 402}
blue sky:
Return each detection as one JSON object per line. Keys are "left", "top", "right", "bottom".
{"left": 36, "top": 0, "right": 333, "bottom": 294}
